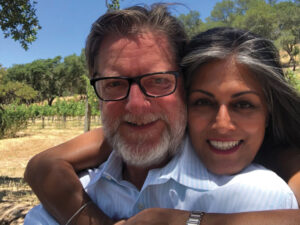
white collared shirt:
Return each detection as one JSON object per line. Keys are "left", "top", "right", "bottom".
{"left": 25, "top": 136, "right": 298, "bottom": 224}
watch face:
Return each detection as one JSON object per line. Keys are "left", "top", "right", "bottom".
{"left": 186, "top": 212, "right": 205, "bottom": 225}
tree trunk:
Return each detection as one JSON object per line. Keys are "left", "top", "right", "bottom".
{"left": 48, "top": 97, "right": 55, "bottom": 106}
{"left": 84, "top": 97, "right": 91, "bottom": 132}
{"left": 41, "top": 116, "right": 45, "bottom": 129}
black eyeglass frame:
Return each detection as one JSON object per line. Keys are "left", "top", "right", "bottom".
{"left": 90, "top": 71, "right": 180, "bottom": 101}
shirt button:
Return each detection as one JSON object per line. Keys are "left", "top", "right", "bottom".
{"left": 138, "top": 203, "right": 144, "bottom": 210}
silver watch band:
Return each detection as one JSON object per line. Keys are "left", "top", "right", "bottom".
{"left": 186, "top": 211, "right": 205, "bottom": 225}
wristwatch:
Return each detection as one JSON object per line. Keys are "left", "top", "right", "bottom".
{"left": 186, "top": 211, "right": 205, "bottom": 225}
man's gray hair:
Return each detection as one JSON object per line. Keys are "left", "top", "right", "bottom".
{"left": 181, "top": 27, "right": 300, "bottom": 150}
{"left": 85, "top": 3, "right": 187, "bottom": 78}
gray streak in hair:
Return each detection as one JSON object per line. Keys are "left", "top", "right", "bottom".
{"left": 181, "top": 27, "right": 300, "bottom": 152}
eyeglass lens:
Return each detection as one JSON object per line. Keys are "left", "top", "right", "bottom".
{"left": 94, "top": 73, "right": 176, "bottom": 100}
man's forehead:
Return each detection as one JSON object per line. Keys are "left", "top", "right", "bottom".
{"left": 95, "top": 32, "right": 177, "bottom": 76}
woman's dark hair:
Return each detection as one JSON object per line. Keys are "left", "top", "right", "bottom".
{"left": 181, "top": 27, "right": 300, "bottom": 158}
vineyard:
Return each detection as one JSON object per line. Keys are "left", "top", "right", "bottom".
{"left": 0, "top": 97, "right": 100, "bottom": 139}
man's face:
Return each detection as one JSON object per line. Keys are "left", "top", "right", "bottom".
{"left": 96, "top": 31, "right": 187, "bottom": 167}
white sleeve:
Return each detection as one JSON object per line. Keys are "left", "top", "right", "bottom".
{"left": 24, "top": 204, "right": 59, "bottom": 225}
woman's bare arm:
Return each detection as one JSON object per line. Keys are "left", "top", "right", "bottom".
{"left": 24, "top": 127, "right": 114, "bottom": 225}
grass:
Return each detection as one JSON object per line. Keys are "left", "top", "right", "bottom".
{"left": 0, "top": 117, "right": 101, "bottom": 224}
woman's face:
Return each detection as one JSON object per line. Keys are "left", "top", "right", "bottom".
{"left": 188, "top": 57, "right": 268, "bottom": 175}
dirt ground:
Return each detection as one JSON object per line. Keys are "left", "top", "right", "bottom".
{"left": 0, "top": 118, "right": 101, "bottom": 225}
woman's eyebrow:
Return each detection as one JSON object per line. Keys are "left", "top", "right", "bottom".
{"left": 232, "top": 91, "right": 260, "bottom": 98}
{"left": 189, "top": 89, "right": 214, "bottom": 97}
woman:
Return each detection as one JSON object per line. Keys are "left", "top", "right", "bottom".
{"left": 25, "top": 27, "right": 300, "bottom": 225}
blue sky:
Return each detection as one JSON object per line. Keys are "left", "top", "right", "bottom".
{"left": 0, "top": 0, "right": 220, "bottom": 68}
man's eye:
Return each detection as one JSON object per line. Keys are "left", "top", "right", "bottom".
{"left": 193, "top": 98, "right": 214, "bottom": 106}
{"left": 151, "top": 78, "right": 170, "bottom": 85}
{"left": 106, "top": 81, "right": 124, "bottom": 88}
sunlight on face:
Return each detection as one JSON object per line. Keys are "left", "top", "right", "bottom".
{"left": 188, "top": 56, "right": 268, "bottom": 175}
{"left": 98, "top": 32, "right": 187, "bottom": 167}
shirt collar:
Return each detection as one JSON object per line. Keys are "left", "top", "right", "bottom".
{"left": 85, "top": 150, "right": 123, "bottom": 188}
{"left": 143, "top": 135, "right": 215, "bottom": 190}
{"left": 86, "top": 135, "right": 225, "bottom": 191}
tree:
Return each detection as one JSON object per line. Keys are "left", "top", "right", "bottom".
{"left": 58, "top": 54, "right": 86, "bottom": 95}
{"left": 106, "top": 0, "right": 120, "bottom": 11}
{"left": 178, "top": 11, "right": 205, "bottom": 38}
{"left": 6, "top": 55, "right": 88, "bottom": 105}
{"left": 0, "top": 64, "right": 6, "bottom": 80}
{"left": 0, "top": 0, "right": 41, "bottom": 50}
{"left": 0, "top": 81, "right": 37, "bottom": 104}
{"left": 267, "top": 0, "right": 277, "bottom": 6}
{"left": 6, "top": 57, "right": 62, "bottom": 105}
{"left": 274, "top": 1, "right": 300, "bottom": 70}
{"left": 208, "top": 0, "right": 236, "bottom": 26}
{"left": 0, "top": 64, "right": 37, "bottom": 104}
{"left": 232, "top": 1, "right": 277, "bottom": 40}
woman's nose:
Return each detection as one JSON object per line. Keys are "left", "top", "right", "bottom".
{"left": 212, "top": 104, "right": 235, "bottom": 133}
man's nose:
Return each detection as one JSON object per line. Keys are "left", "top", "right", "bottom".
{"left": 125, "top": 83, "right": 150, "bottom": 114}
{"left": 212, "top": 105, "right": 235, "bottom": 133}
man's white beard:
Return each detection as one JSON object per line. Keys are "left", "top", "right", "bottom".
{"left": 102, "top": 111, "right": 186, "bottom": 167}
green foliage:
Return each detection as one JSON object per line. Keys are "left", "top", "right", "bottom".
{"left": 0, "top": 97, "right": 100, "bottom": 138}
{"left": 179, "top": 0, "right": 299, "bottom": 69}
{"left": 106, "top": 0, "right": 120, "bottom": 11}
{"left": 6, "top": 57, "right": 62, "bottom": 105}
{"left": 0, "top": 64, "right": 6, "bottom": 80}
{"left": 27, "top": 98, "right": 98, "bottom": 119}
{"left": 0, "top": 0, "right": 41, "bottom": 50}
{"left": 0, "top": 81, "right": 37, "bottom": 104}
{"left": 209, "top": 0, "right": 236, "bottom": 26}
{"left": 0, "top": 104, "right": 29, "bottom": 138}
{"left": 267, "top": 0, "right": 277, "bottom": 6}
{"left": 0, "top": 65, "right": 37, "bottom": 104}
{"left": 82, "top": 74, "right": 100, "bottom": 119}
{"left": 274, "top": 1, "right": 300, "bottom": 70}
{"left": 6, "top": 54, "right": 87, "bottom": 105}
{"left": 178, "top": 11, "right": 205, "bottom": 38}
{"left": 57, "top": 53, "right": 87, "bottom": 95}
{"left": 232, "top": 1, "right": 277, "bottom": 40}
{"left": 285, "top": 69, "right": 300, "bottom": 92}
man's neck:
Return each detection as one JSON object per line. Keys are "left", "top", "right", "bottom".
{"left": 122, "top": 157, "right": 171, "bottom": 190}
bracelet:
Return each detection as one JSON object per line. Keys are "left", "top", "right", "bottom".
{"left": 65, "top": 201, "right": 92, "bottom": 225}
{"left": 186, "top": 211, "right": 205, "bottom": 225}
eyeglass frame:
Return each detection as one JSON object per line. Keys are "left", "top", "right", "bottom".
{"left": 90, "top": 71, "right": 180, "bottom": 101}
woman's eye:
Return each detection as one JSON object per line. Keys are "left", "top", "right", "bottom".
{"left": 234, "top": 101, "right": 254, "bottom": 109}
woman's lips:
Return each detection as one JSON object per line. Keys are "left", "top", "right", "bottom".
{"left": 207, "top": 139, "right": 243, "bottom": 154}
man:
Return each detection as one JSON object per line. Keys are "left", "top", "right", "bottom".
{"left": 25, "top": 4, "right": 188, "bottom": 225}
{"left": 24, "top": 4, "right": 298, "bottom": 225}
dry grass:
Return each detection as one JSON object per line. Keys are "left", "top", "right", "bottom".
{"left": 0, "top": 117, "right": 101, "bottom": 224}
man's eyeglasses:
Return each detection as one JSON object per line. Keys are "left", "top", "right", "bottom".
{"left": 90, "top": 71, "right": 179, "bottom": 101}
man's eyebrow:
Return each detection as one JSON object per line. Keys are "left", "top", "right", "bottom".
{"left": 232, "top": 91, "right": 260, "bottom": 98}
{"left": 189, "top": 89, "right": 214, "bottom": 97}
